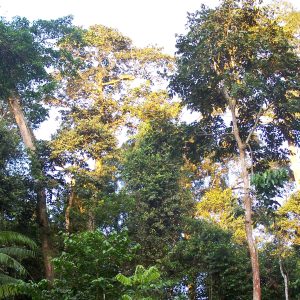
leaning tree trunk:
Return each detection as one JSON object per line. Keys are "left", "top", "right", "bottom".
{"left": 238, "top": 144, "right": 261, "bottom": 300}
{"left": 188, "top": 276, "right": 197, "bottom": 300}
{"left": 228, "top": 100, "right": 261, "bottom": 300}
{"left": 8, "top": 95, "right": 54, "bottom": 282}
{"left": 288, "top": 141, "right": 300, "bottom": 190}
{"left": 279, "top": 257, "right": 289, "bottom": 300}
{"left": 65, "top": 189, "right": 75, "bottom": 233}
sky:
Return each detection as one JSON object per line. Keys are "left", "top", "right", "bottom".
{"left": 1, "top": 0, "right": 299, "bottom": 138}
{"left": 4, "top": 0, "right": 300, "bottom": 55}
{"left": 0, "top": 0, "right": 222, "bottom": 54}
{"left": 0, "top": 0, "right": 222, "bottom": 138}
{"left": 1, "top": 0, "right": 299, "bottom": 53}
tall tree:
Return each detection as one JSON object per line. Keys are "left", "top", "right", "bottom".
{"left": 268, "top": 0, "right": 300, "bottom": 190}
{"left": 170, "top": 1, "right": 300, "bottom": 299}
{"left": 122, "top": 88, "right": 194, "bottom": 267}
{"left": 0, "top": 16, "right": 78, "bottom": 281}
{"left": 50, "top": 24, "right": 173, "bottom": 232}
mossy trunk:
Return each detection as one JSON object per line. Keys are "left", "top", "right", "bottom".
{"left": 8, "top": 95, "right": 54, "bottom": 282}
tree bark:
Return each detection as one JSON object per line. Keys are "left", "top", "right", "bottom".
{"left": 288, "top": 141, "right": 300, "bottom": 190}
{"left": 238, "top": 145, "right": 261, "bottom": 300}
{"left": 279, "top": 257, "right": 289, "bottom": 300}
{"left": 87, "top": 210, "right": 95, "bottom": 231}
{"left": 188, "top": 281, "right": 197, "bottom": 300}
{"left": 227, "top": 94, "right": 261, "bottom": 300}
{"left": 8, "top": 96, "right": 36, "bottom": 151}
{"left": 8, "top": 95, "right": 54, "bottom": 282}
{"left": 65, "top": 190, "right": 75, "bottom": 233}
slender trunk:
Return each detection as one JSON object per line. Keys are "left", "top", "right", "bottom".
{"left": 228, "top": 99, "right": 261, "bottom": 300}
{"left": 288, "top": 141, "right": 300, "bottom": 190}
{"left": 239, "top": 146, "right": 261, "bottom": 300}
{"left": 37, "top": 189, "right": 54, "bottom": 282}
{"left": 65, "top": 190, "right": 75, "bottom": 233}
{"left": 188, "top": 282, "right": 196, "bottom": 300}
{"left": 8, "top": 96, "right": 36, "bottom": 151}
{"left": 65, "top": 179, "right": 77, "bottom": 233}
{"left": 8, "top": 95, "right": 54, "bottom": 282}
{"left": 279, "top": 258, "right": 289, "bottom": 300}
{"left": 87, "top": 210, "right": 95, "bottom": 231}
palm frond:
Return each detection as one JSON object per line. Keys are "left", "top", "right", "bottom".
{"left": 0, "top": 283, "right": 22, "bottom": 299}
{"left": 0, "top": 232, "right": 37, "bottom": 250}
{"left": 0, "top": 231, "right": 35, "bottom": 300}
{"left": 0, "top": 247, "right": 35, "bottom": 259}
{"left": 0, "top": 274, "right": 21, "bottom": 285}
{"left": 0, "top": 253, "right": 26, "bottom": 275}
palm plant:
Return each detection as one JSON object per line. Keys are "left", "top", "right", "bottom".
{"left": 0, "top": 231, "right": 37, "bottom": 299}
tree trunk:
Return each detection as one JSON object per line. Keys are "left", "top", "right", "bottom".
{"left": 65, "top": 178, "right": 78, "bottom": 233}
{"left": 288, "top": 141, "right": 300, "bottom": 190}
{"left": 8, "top": 95, "right": 54, "bottom": 282}
{"left": 87, "top": 210, "right": 95, "bottom": 231}
{"left": 229, "top": 101, "right": 261, "bottom": 300}
{"left": 188, "top": 282, "right": 197, "bottom": 300}
{"left": 8, "top": 96, "right": 36, "bottom": 151}
{"left": 65, "top": 190, "right": 75, "bottom": 233}
{"left": 239, "top": 146, "right": 261, "bottom": 300}
{"left": 279, "top": 257, "right": 289, "bottom": 300}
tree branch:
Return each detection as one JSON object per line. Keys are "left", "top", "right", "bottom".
{"left": 245, "top": 106, "right": 264, "bottom": 145}
{"left": 247, "top": 143, "right": 254, "bottom": 176}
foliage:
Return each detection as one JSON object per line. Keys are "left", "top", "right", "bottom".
{"left": 26, "top": 230, "right": 138, "bottom": 299}
{"left": 116, "top": 265, "right": 163, "bottom": 300}
{"left": 170, "top": 0, "right": 300, "bottom": 168}
{"left": 0, "top": 16, "right": 79, "bottom": 127}
{"left": 0, "top": 231, "right": 37, "bottom": 299}
{"left": 251, "top": 168, "right": 289, "bottom": 211}
{"left": 170, "top": 1, "right": 300, "bottom": 297}
{"left": 168, "top": 219, "right": 252, "bottom": 299}
{"left": 49, "top": 24, "right": 174, "bottom": 232}
{"left": 196, "top": 187, "right": 246, "bottom": 243}
{"left": 259, "top": 242, "right": 300, "bottom": 299}
{"left": 0, "top": 120, "right": 34, "bottom": 229}
{"left": 276, "top": 191, "right": 300, "bottom": 246}
{"left": 122, "top": 117, "right": 194, "bottom": 265}
{"left": 1, "top": 4, "right": 300, "bottom": 300}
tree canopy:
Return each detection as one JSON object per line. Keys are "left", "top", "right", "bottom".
{"left": 0, "top": 1, "right": 300, "bottom": 299}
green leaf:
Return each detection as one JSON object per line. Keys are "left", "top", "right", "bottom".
{"left": 116, "top": 274, "right": 132, "bottom": 286}
{"left": 0, "top": 232, "right": 37, "bottom": 250}
{"left": 0, "top": 253, "right": 26, "bottom": 275}
{"left": 0, "top": 284, "right": 22, "bottom": 299}
{"left": 121, "top": 295, "right": 132, "bottom": 300}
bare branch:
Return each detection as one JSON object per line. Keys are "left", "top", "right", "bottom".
{"left": 245, "top": 106, "right": 264, "bottom": 145}
{"left": 247, "top": 143, "right": 254, "bottom": 176}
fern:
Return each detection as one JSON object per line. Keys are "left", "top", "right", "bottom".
{"left": 0, "top": 283, "right": 21, "bottom": 299}
{"left": 0, "top": 232, "right": 37, "bottom": 250}
{"left": 0, "top": 231, "right": 37, "bottom": 299}
{"left": 0, "top": 253, "right": 26, "bottom": 275}
{"left": 116, "top": 265, "right": 162, "bottom": 299}
{"left": 0, "top": 247, "right": 36, "bottom": 259}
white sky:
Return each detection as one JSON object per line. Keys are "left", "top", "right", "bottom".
{"left": 1, "top": 0, "right": 299, "bottom": 53}
{"left": 1, "top": 0, "right": 299, "bottom": 138}
{"left": 2, "top": 0, "right": 299, "bottom": 55}
{"left": 0, "top": 0, "right": 221, "bottom": 54}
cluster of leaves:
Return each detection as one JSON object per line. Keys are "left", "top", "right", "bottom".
{"left": 116, "top": 265, "right": 163, "bottom": 300}
{"left": 0, "top": 231, "right": 37, "bottom": 299}
{"left": 167, "top": 219, "right": 252, "bottom": 299}
{"left": 0, "top": 1, "right": 300, "bottom": 299}
{"left": 122, "top": 118, "right": 194, "bottom": 265}
{"left": 251, "top": 168, "right": 289, "bottom": 210}
{"left": 170, "top": 0, "right": 300, "bottom": 167}
{"left": 25, "top": 230, "right": 138, "bottom": 299}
